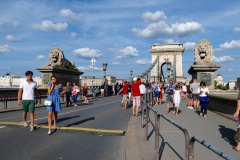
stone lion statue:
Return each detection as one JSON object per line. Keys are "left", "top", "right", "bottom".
{"left": 48, "top": 48, "right": 78, "bottom": 71}
{"left": 194, "top": 39, "right": 213, "bottom": 65}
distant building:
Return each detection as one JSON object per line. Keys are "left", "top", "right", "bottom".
{"left": 0, "top": 75, "right": 42, "bottom": 88}
{"left": 227, "top": 80, "right": 236, "bottom": 90}
{"left": 214, "top": 73, "right": 224, "bottom": 86}
{"left": 80, "top": 75, "right": 117, "bottom": 87}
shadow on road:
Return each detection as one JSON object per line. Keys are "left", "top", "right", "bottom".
{"left": 218, "top": 125, "right": 236, "bottom": 146}
{"left": 65, "top": 117, "right": 95, "bottom": 127}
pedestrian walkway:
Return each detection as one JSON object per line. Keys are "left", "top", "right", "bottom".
{"left": 126, "top": 98, "right": 239, "bottom": 160}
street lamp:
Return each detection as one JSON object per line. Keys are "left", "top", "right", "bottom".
{"left": 130, "top": 70, "right": 133, "bottom": 82}
{"left": 102, "top": 63, "right": 108, "bottom": 86}
{"left": 91, "top": 58, "right": 96, "bottom": 87}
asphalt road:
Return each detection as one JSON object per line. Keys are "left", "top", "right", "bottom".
{"left": 0, "top": 96, "right": 131, "bottom": 160}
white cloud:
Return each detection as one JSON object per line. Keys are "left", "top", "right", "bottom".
{"left": 5, "top": 35, "right": 21, "bottom": 42}
{"left": 136, "top": 59, "right": 151, "bottom": 65}
{"left": 31, "top": 20, "right": 68, "bottom": 32}
{"left": 60, "top": 9, "right": 84, "bottom": 22}
{"left": 70, "top": 32, "right": 78, "bottom": 38}
{"left": 12, "top": 20, "right": 20, "bottom": 27}
{"left": 112, "top": 61, "right": 120, "bottom": 65}
{"left": 115, "top": 46, "right": 138, "bottom": 59}
{"left": 219, "top": 40, "right": 240, "bottom": 49}
{"left": 133, "top": 21, "right": 203, "bottom": 38}
{"left": 77, "top": 65, "right": 101, "bottom": 71}
{"left": 142, "top": 11, "right": 167, "bottom": 23}
{"left": 213, "top": 56, "right": 234, "bottom": 62}
{"left": 36, "top": 55, "right": 45, "bottom": 60}
{"left": 0, "top": 45, "right": 11, "bottom": 53}
{"left": 133, "top": 11, "right": 203, "bottom": 39}
{"left": 183, "top": 42, "right": 196, "bottom": 50}
{"left": 73, "top": 48, "right": 103, "bottom": 59}
{"left": 233, "top": 27, "right": 240, "bottom": 32}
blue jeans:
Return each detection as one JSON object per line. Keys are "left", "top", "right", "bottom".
{"left": 72, "top": 94, "right": 78, "bottom": 104}
{"left": 200, "top": 102, "right": 208, "bottom": 115}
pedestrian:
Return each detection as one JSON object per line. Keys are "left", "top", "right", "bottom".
{"left": 46, "top": 75, "right": 65, "bottom": 135}
{"left": 190, "top": 79, "right": 200, "bottom": 110}
{"left": 173, "top": 84, "right": 181, "bottom": 115}
{"left": 128, "top": 82, "right": 132, "bottom": 104}
{"left": 165, "top": 80, "right": 175, "bottom": 113}
{"left": 159, "top": 82, "right": 164, "bottom": 105}
{"left": 117, "top": 79, "right": 129, "bottom": 109}
{"left": 233, "top": 92, "right": 240, "bottom": 151}
{"left": 139, "top": 82, "right": 146, "bottom": 98}
{"left": 72, "top": 82, "right": 80, "bottom": 107}
{"left": 65, "top": 82, "right": 72, "bottom": 107}
{"left": 100, "top": 84, "right": 105, "bottom": 97}
{"left": 131, "top": 77, "right": 143, "bottom": 116}
{"left": 198, "top": 81, "right": 209, "bottom": 118}
{"left": 187, "top": 80, "right": 194, "bottom": 109}
{"left": 82, "top": 83, "right": 89, "bottom": 103}
{"left": 182, "top": 83, "right": 187, "bottom": 99}
{"left": 153, "top": 82, "right": 159, "bottom": 105}
{"left": 17, "top": 70, "right": 39, "bottom": 132}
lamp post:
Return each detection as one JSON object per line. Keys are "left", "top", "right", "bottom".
{"left": 91, "top": 58, "right": 96, "bottom": 87}
{"left": 130, "top": 70, "right": 133, "bottom": 82}
{"left": 102, "top": 63, "right": 108, "bottom": 86}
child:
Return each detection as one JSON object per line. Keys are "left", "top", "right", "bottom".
{"left": 173, "top": 84, "right": 181, "bottom": 115}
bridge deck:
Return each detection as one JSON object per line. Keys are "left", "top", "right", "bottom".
{"left": 126, "top": 97, "right": 239, "bottom": 160}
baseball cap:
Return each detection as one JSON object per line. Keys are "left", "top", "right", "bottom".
{"left": 133, "top": 77, "right": 137, "bottom": 81}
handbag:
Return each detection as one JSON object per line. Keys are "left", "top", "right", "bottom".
{"left": 44, "top": 100, "right": 52, "bottom": 105}
{"left": 199, "top": 96, "right": 209, "bottom": 103}
{"left": 45, "top": 94, "right": 52, "bottom": 106}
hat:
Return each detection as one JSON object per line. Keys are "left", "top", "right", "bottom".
{"left": 133, "top": 77, "right": 137, "bottom": 81}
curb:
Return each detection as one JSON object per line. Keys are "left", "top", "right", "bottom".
{"left": 0, "top": 122, "right": 125, "bottom": 136}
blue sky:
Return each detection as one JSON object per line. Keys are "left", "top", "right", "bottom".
{"left": 0, "top": 0, "right": 240, "bottom": 82}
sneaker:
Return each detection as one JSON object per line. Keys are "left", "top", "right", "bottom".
{"left": 48, "top": 130, "right": 51, "bottom": 135}
{"left": 189, "top": 107, "right": 194, "bottom": 109}
{"left": 23, "top": 122, "right": 28, "bottom": 127}
{"left": 30, "top": 126, "right": 34, "bottom": 132}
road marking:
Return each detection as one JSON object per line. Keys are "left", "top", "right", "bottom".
{"left": 0, "top": 126, "right": 6, "bottom": 129}
{"left": 0, "top": 122, "right": 125, "bottom": 136}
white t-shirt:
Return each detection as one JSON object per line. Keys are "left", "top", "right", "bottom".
{"left": 198, "top": 87, "right": 209, "bottom": 97}
{"left": 19, "top": 80, "right": 37, "bottom": 100}
{"left": 182, "top": 85, "right": 187, "bottom": 92}
{"left": 139, "top": 84, "right": 146, "bottom": 94}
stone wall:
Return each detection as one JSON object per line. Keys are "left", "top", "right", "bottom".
{"left": 208, "top": 94, "right": 237, "bottom": 117}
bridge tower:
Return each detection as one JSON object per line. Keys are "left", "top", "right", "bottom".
{"left": 150, "top": 44, "right": 185, "bottom": 83}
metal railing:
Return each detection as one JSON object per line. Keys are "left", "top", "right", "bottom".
{"left": 140, "top": 91, "right": 236, "bottom": 160}
{"left": 189, "top": 136, "right": 236, "bottom": 160}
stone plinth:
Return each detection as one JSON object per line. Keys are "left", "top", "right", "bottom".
{"left": 37, "top": 66, "right": 83, "bottom": 88}
{"left": 188, "top": 64, "right": 221, "bottom": 90}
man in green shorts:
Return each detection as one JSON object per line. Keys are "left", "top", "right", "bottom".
{"left": 18, "top": 71, "right": 38, "bottom": 132}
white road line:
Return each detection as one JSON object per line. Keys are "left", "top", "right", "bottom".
{"left": 34, "top": 100, "right": 121, "bottom": 121}
{"left": 0, "top": 126, "right": 6, "bottom": 129}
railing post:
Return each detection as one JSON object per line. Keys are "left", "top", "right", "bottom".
{"left": 188, "top": 137, "right": 195, "bottom": 160}
{"left": 145, "top": 106, "right": 149, "bottom": 141}
{"left": 39, "top": 91, "right": 42, "bottom": 104}
{"left": 151, "top": 91, "right": 154, "bottom": 107}
{"left": 141, "top": 95, "right": 144, "bottom": 128}
{"left": 4, "top": 93, "right": 8, "bottom": 109}
{"left": 154, "top": 114, "right": 160, "bottom": 160}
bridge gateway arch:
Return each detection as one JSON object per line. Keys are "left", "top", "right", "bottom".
{"left": 150, "top": 44, "right": 185, "bottom": 83}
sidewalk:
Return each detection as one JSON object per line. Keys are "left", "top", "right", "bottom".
{"left": 126, "top": 98, "right": 239, "bottom": 160}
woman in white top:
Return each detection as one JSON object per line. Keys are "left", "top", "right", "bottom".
{"left": 198, "top": 81, "right": 209, "bottom": 118}
{"left": 173, "top": 84, "right": 181, "bottom": 115}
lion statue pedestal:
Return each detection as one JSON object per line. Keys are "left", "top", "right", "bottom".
{"left": 37, "top": 48, "right": 84, "bottom": 88}
{"left": 188, "top": 39, "right": 221, "bottom": 90}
